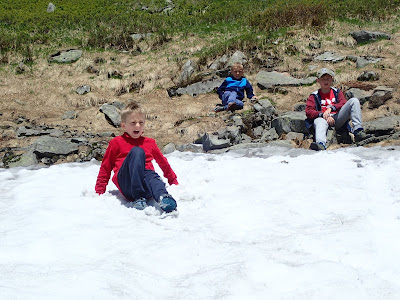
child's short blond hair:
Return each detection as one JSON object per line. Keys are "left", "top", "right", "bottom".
{"left": 230, "top": 62, "right": 244, "bottom": 71}
{"left": 121, "top": 101, "right": 145, "bottom": 123}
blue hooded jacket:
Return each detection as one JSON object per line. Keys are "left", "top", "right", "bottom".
{"left": 217, "top": 76, "right": 255, "bottom": 100}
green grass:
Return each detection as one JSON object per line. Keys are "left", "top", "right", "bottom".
{"left": 0, "top": 0, "right": 399, "bottom": 60}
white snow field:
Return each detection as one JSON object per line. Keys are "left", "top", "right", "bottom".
{"left": 1, "top": 145, "right": 400, "bottom": 300}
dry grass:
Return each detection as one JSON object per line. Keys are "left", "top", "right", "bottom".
{"left": 1, "top": 20, "right": 400, "bottom": 150}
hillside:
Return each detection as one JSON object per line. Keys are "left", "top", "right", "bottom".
{"left": 1, "top": 1, "right": 400, "bottom": 166}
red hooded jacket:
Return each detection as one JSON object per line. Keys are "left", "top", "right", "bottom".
{"left": 95, "top": 133, "right": 178, "bottom": 195}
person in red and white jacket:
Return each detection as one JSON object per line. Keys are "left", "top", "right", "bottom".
{"left": 95, "top": 102, "right": 178, "bottom": 212}
{"left": 305, "top": 68, "right": 371, "bottom": 151}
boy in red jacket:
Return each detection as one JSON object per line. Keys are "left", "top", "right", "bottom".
{"left": 95, "top": 102, "right": 178, "bottom": 212}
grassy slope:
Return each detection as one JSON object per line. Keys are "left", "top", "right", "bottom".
{"left": 0, "top": 0, "right": 400, "bottom": 152}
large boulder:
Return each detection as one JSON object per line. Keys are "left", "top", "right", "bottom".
{"left": 271, "top": 112, "right": 306, "bottom": 136}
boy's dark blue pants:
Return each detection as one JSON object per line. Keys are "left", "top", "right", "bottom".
{"left": 117, "top": 146, "right": 167, "bottom": 202}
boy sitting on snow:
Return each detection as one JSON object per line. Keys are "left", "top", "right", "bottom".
{"left": 95, "top": 101, "right": 178, "bottom": 212}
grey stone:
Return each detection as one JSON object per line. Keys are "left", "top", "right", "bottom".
{"left": 260, "top": 128, "right": 279, "bottom": 142}
{"left": 99, "top": 104, "right": 121, "bottom": 127}
{"left": 47, "top": 3, "right": 55, "bottom": 12}
{"left": 357, "top": 71, "right": 379, "bottom": 81}
{"left": 163, "top": 143, "right": 176, "bottom": 154}
{"left": 209, "top": 55, "right": 228, "bottom": 70}
{"left": 48, "top": 49, "right": 83, "bottom": 64}
{"left": 226, "top": 51, "right": 247, "bottom": 68}
{"left": 252, "top": 126, "right": 264, "bottom": 138}
{"left": 33, "top": 136, "right": 79, "bottom": 158}
{"left": 350, "top": 30, "right": 391, "bottom": 44}
{"left": 8, "top": 149, "right": 38, "bottom": 168}
{"left": 76, "top": 85, "right": 91, "bottom": 95}
{"left": 176, "top": 144, "right": 204, "bottom": 153}
{"left": 309, "top": 41, "right": 321, "bottom": 49}
{"left": 256, "top": 71, "right": 316, "bottom": 90}
{"left": 130, "top": 33, "right": 153, "bottom": 40}
{"left": 111, "top": 101, "right": 125, "bottom": 110}
{"left": 202, "top": 132, "right": 230, "bottom": 152}
{"left": 62, "top": 111, "right": 78, "bottom": 120}
{"left": 314, "top": 51, "right": 345, "bottom": 63}
{"left": 344, "top": 88, "right": 373, "bottom": 105}
{"left": 294, "top": 103, "right": 306, "bottom": 112}
{"left": 231, "top": 115, "right": 245, "bottom": 131}
{"left": 356, "top": 56, "right": 381, "bottom": 68}
{"left": 178, "top": 60, "right": 197, "bottom": 85}
{"left": 364, "top": 116, "right": 400, "bottom": 134}
{"left": 271, "top": 111, "right": 307, "bottom": 136}
{"left": 254, "top": 98, "right": 277, "bottom": 117}
{"left": 171, "top": 78, "right": 224, "bottom": 97}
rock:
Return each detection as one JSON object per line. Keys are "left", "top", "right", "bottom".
{"left": 16, "top": 62, "right": 26, "bottom": 74}
{"left": 368, "top": 87, "right": 394, "bottom": 109}
{"left": 202, "top": 132, "right": 230, "bottom": 152}
{"left": 99, "top": 104, "right": 121, "bottom": 127}
{"left": 130, "top": 33, "right": 153, "bottom": 40}
{"left": 314, "top": 51, "right": 345, "bottom": 63}
{"left": 76, "top": 85, "right": 91, "bottom": 95}
{"left": 209, "top": 55, "right": 228, "bottom": 70}
{"left": 356, "top": 56, "right": 382, "bottom": 68}
{"left": 163, "top": 143, "right": 176, "bottom": 154}
{"left": 176, "top": 144, "right": 204, "bottom": 153}
{"left": 33, "top": 136, "right": 79, "bottom": 158}
{"left": 364, "top": 116, "right": 400, "bottom": 135}
{"left": 252, "top": 126, "right": 264, "bottom": 138}
{"left": 357, "top": 71, "right": 379, "bottom": 81}
{"left": 256, "top": 71, "right": 316, "bottom": 90}
{"left": 294, "top": 103, "right": 306, "bottom": 111}
{"left": 178, "top": 60, "right": 197, "bottom": 85}
{"left": 350, "top": 30, "right": 391, "bottom": 44}
{"left": 47, "top": 3, "right": 55, "bottom": 13}
{"left": 260, "top": 128, "right": 279, "bottom": 142}
{"left": 271, "top": 112, "right": 306, "bottom": 136}
{"left": 62, "top": 111, "right": 78, "bottom": 120}
{"left": 345, "top": 88, "right": 373, "bottom": 105}
{"left": 169, "top": 78, "right": 224, "bottom": 97}
{"left": 309, "top": 40, "right": 321, "bottom": 49}
{"left": 226, "top": 51, "right": 247, "bottom": 67}
{"left": 253, "top": 98, "right": 277, "bottom": 117}
{"left": 7, "top": 149, "right": 38, "bottom": 168}
{"left": 48, "top": 49, "right": 82, "bottom": 64}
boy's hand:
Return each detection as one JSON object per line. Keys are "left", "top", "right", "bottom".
{"left": 169, "top": 178, "right": 179, "bottom": 185}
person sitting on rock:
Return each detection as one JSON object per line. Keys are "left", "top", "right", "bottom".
{"left": 95, "top": 101, "right": 179, "bottom": 212}
{"left": 305, "top": 68, "right": 371, "bottom": 151}
{"left": 215, "top": 62, "right": 257, "bottom": 112}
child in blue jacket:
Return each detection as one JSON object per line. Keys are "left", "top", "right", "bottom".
{"left": 216, "top": 62, "right": 257, "bottom": 112}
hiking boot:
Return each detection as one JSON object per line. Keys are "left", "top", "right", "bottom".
{"left": 159, "top": 194, "right": 177, "bottom": 213}
{"left": 310, "top": 142, "right": 326, "bottom": 151}
{"left": 132, "top": 198, "right": 148, "bottom": 210}
{"left": 354, "top": 130, "right": 372, "bottom": 143}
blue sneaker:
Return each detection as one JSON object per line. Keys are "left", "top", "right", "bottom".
{"left": 159, "top": 194, "right": 177, "bottom": 213}
{"left": 132, "top": 198, "right": 148, "bottom": 210}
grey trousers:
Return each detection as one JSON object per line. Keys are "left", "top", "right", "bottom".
{"left": 314, "top": 98, "right": 363, "bottom": 145}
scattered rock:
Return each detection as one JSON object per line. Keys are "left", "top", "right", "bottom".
{"left": 48, "top": 49, "right": 83, "bottom": 64}
{"left": 47, "top": 3, "right": 55, "bottom": 13}
{"left": 76, "top": 85, "right": 91, "bottom": 95}
{"left": 350, "top": 30, "right": 391, "bottom": 44}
